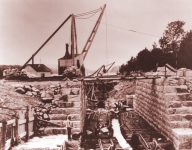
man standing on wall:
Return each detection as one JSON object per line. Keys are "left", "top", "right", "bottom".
{"left": 67, "top": 116, "right": 73, "bottom": 140}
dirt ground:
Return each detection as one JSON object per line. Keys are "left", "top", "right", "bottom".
{"left": 0, "top": 80, "right": 64, "bottom": 121}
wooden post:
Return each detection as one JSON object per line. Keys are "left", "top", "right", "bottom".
{"left": 25, "top": 106, "right": 29, "bottom": 141}
{"left": 2, "top": 120, "right": 7, "bottom": 149}
{"left": 33, "top": 114, "right": 37, "bottom": 136}
{"left": 15, "top": 112, "right": 19, "bottom": 145}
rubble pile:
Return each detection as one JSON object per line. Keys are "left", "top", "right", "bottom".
{"left": 0, "top": 80, "right": 40, "bottom": 121}
{"left": 13, "top": 83, "right": 62, "bottom": 98}
{"left": 107, "top": 81, "right": 135, "bottom": 107}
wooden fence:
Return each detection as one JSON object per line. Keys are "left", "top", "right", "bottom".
{"left": 0, "top": 105, "right": 36, "bottom": 150}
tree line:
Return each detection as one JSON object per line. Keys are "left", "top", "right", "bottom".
{"left": 119, "top": 21, "right": 192, "bottom": 74}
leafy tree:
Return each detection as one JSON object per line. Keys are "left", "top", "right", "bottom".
{"left": 136, "top": 48, "right": 151, "bottom": 71}
{"left": 150, "top": 48, "right": 163, "bottom": 70}
{"left": 178, "top": 30, "right": 192, "bottom": 69}
{"left": 159, "top": 20, "right": 185, "bottom": 53}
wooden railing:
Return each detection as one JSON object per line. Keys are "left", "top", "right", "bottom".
{"left": 0, "top": 105, "right": 36, "bottom": 150}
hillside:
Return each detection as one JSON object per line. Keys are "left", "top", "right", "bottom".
{"left": 109, "top": 65, "right": 119, "bottom": 73}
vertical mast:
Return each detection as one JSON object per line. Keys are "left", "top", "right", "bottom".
{"left": 81, "top": 4, "right": 106, "bottom": 60}
{"left": 71, "top": 14, "right": 78, "bottom": 66}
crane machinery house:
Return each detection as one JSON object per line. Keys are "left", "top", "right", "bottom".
{"left": 58, "top": 43, "right": 83, "bottom": 75}
{"left": 24, "top": 64, "right": 52, "bottom": 77}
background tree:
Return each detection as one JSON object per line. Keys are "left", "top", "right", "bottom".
{"left": 178, "top": 30, "right": 192, "bottom": 69}
{"left": 159, "top": 20, "right": 186, "bottom": 68}
{"left": 119, "top": 20, "right": 192, "bottom": 75}
{"left": 136, "top": 48, "right": 151, "bottom": 71}
{"left": 159, "top": 20, "right": 185, "bottom": 53}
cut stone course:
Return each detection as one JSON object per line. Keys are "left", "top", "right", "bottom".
{"left": 134, "top": 76, "right": 192, "bottom": 149}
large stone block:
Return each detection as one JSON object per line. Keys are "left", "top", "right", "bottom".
{"left": 169, "top": 121, "right": 190, "bottom": 128}
{"left": 49, "top": 114, "right": 68, "bottom": 120}
{"left": 163, "top": 85, "right": 188, "bottom": 93}
{"left": 167, "top": 101, "right": 182, "bottom": 108}
{"left": 182, "top": 101, "right": 192, "bottom": 107}
{"left": 186, "top": 93, "right": 192, "bottom": 100}
{"left": 58, "top": 102, "right": 74, "bottom": 108}
{"left": 174, "top": 107, "right": 192, "bottom": 114}
{"left": 44, "top": 127, "right": 66, "bottom": 135}
{"left": 167, "top": 114, "right": 192, "bottom": 121}
{"left": 172, "top": 128, "right": 192, "bottom": 149}
{"left": 66, "top": 108, "right": 80, "bottom": 115}
{"left": 185, "top": 70, "right": 192, "bottom": 77}
{"left": 69, "top": 114, "right": 80, "bottom": 121}
{"left": 51, "top": 108, "right": 68, "bottom": 114}
{"left": 178, "top": 78, "right": 186, "bottom": 85}
{"left": 66, "top": 81, "right": 81, "bottom": 88}
{"left": 49, "top": 120, "right": 64, "bottom": 126}
{"left": 73, "top": 102, "right": 80, "bottom": 107}
{"left": 63, "top": 120, "right": 80, "bottom": 128}
{"left": 164, "top": 93, "right": 187, "bottom": 101}
{"left": 162, "top": 78, "right": 178, "bottom": 86}
{"left": 68, "top": 95, "right": 80, "bottom": 102}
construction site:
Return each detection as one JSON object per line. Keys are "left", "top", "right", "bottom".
{"left": 1, "top": 3, "right": 192, "bottom": 150}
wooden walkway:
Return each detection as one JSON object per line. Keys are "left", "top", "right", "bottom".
{"left": 12, "top": 135, "right": 67, "bottom": 150}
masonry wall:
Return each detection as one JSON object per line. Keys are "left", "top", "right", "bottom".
{"left": 134, "top": 77, "right": 192, "bottom": 150}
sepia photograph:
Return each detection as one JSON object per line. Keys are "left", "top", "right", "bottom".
{"left": 1, "top": 0, "right": 192, "bottom": 149}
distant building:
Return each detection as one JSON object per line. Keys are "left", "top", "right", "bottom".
{"left": 24, "top": 64, "right": 52, "bottom": 77}
{"left": 58, "top": 43, "right": 83, "bottom": 75}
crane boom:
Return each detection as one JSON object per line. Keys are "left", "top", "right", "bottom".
{"left": 20, "top": 14, "right": 72, "bottom": 71}
{"left": 81, "top": 4, "right": 106, "bottom": 60}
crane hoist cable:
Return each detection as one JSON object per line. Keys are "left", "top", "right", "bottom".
{"left": 74, "top": 6, "right": 103, "bottom": 17}
{"left": 105, "top": 8, "right": 108, "bottom": 66}
{"left": 75, "top": 10, "right": 101, "bottom": 19}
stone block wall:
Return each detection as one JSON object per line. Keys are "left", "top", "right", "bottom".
{"left": 134, "top": 77, "right": 192, "bottom": 150}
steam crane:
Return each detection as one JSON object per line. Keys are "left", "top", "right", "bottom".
{"left": 20, "top": 4, "right": 106, "bottom": 77}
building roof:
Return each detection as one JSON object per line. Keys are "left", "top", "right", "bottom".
{"left": 58, "top": 54, "right": 81, "bottom": 60}
{"left": 26, "top": 64, "right": 51, "bottom": 72}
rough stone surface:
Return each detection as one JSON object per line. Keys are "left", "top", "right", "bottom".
{"left": 134, "top": 77, "right": 192, "bottom": 149}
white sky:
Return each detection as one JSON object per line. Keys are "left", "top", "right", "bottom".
{"left": 0, "top": 0, "right": 192, "bottom": 70}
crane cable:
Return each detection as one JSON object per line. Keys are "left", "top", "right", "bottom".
{"left": 74, "top": 6, "right": 103, "bottom": 18}
{"left": 105, "top": 8, "right": 108, "bottom": 66}
{"left": 86, "top": 19, "right": 159, "bottom": 38}
{"left": 75, "top": 10, "right": 101, "bottom": 19}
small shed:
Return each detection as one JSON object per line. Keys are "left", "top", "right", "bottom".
{"left": 24, "top": 64, "right": 52, "bottom": 77}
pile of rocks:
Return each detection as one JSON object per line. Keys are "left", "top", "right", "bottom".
{"left": 14, "top": 83, "right": 62, "bottom": 98}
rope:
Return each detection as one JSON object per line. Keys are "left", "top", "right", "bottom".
{"left": 105, "top": 8, "right": 108, "bottom": 67}
{"left": 85, "top": 19, "right": 159, "bottom": 38}
{"left": 75, "top": 10, "right": 100, "bottom": 19}
{"left": 74, "top": 6, "right": 103, "bottom": 17}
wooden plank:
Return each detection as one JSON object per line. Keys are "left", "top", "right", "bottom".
{"left": 29, "top": 131, "right": 34, "bottom": 136}
{"left": 18, "top": 119, "right": 26, "bottom": 125}
{"left": 18, "top": 124, "right": 25, "bottom": 137}
{"left": 19, "top": 131, "right": 26, "bottom": 138}
{"left": 28, "top": 121, "right": 34, "bottom": 133}
{"left": 7, "top": 119, "right": 15, "bottom": 125}
{"left": 29, "top": 117, "right": 34, "bottom": 122}
{"left": 5, "top": 139, "right": 11, "bottom": 150}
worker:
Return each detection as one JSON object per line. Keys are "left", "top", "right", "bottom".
{"left": 80, "top": 64, "right": 85, "bottom": 76}
{"left": 130, "top": 131, "right": 140, "bottom": 150}
{"left": 66, "top": 116, "right": 73, "bottom": 140}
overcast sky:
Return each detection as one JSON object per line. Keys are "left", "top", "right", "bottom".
{"left": 0, "top": 0, "right": 192, "bottom": 70}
